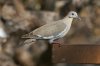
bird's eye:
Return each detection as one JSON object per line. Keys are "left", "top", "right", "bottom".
{"left": 72, "top": 13, "right": 74, "bottom": 15}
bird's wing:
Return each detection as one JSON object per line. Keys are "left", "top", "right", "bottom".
{"left": 22, "top": 22, "right": 67, "bottom": 39}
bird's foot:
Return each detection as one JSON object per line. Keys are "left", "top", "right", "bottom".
{"left": 52, "top": 42, "right": 61, "bottom": 47}
{"left": 51, "top": 39, "right": 64, "bottom": 47}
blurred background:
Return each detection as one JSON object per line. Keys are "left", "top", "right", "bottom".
{"left": 0, "top": 0, "right": 99, "bottom": 66}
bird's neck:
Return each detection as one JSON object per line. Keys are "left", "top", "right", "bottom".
{"left": 63, "top": 17, "right": 73, "bottom": 27}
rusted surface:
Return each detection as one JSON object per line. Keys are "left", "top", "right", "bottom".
{"left": 52, "top": 44, "right": 100, "bottom": 63}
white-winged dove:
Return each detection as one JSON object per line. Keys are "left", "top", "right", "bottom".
{"left": 22, "top": 11, "right": 80, "bottom": 43}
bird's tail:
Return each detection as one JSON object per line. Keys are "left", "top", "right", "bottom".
{"left": 24, "top": 39, "right": 36, "bottom": 45}
{"left": 23, "top": 39, "right": 36, "bottom": 48}
{"left": 18, "top": 39, "right": 36, "bottom": 48}
{"left": 21, "top": 34, "right": 32, "bottom": 38}
{"left": 22, "top": 34, "right": 39, "bottom": 39}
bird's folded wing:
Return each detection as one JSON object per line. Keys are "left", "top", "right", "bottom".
{"left": 22, "top": 22, "right": 67, "bottom": 39}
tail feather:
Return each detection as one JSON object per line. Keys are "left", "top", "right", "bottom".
{"left": 24, "top": 39, "right": 36, "bottom": 44}
{"left": 22, "top": 31, "right": 35, "bottom": 38}
{"left": 18, "top": 39, "right": 36, "bottom": 48}
{"left": 21, "top": 34, "right": 33, "bottom": 38}
{"left": 23, "top": 39, "right": 36, "bottom": 47}
{"left": 22, "top": 34, "right": 42, "bottom": 39}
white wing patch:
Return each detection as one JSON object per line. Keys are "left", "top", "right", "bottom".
{"left": 37, "top": 35, "right": 42, "bottom": 37}
{"left": 42, "top": 36, "right": 54, "bottom": 39}
{"left": 36, "top": 35, "right": 54, "bottom": 39}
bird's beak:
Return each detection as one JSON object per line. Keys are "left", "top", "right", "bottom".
{"left": 78, "top": 17, "right": 81, "bottom": 20}
{"left": 76, "top": 16, "right": 81, "bottom": 21}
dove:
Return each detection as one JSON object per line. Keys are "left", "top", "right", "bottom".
{"left": 22, "top": 11, "right": 80, "bottom": 44}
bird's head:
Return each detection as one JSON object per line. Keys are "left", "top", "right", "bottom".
{"left": 67, "top": 11, "right": 80, "bottom": 20}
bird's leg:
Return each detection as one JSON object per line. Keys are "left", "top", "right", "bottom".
{"left": 50, "top": 38, "right": 64, "bottom": 47}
